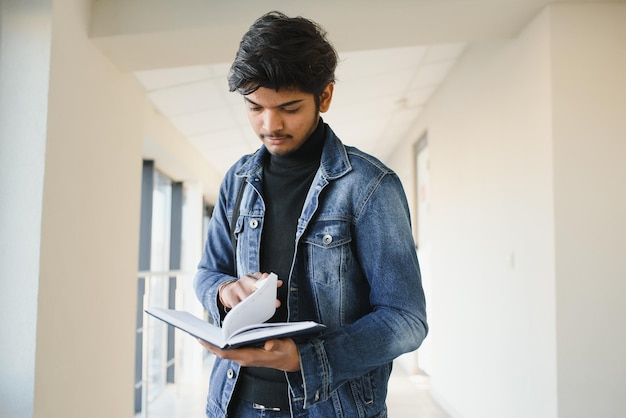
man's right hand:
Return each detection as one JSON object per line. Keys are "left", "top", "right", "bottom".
{"left": 219, "top": 272, "right": 282, "bottom": 310}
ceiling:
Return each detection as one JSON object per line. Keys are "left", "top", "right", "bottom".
{"left": 132, "top": 43, "right": 465, "bottom": 175}
{"left": 90, "top": 0, "right": 597, "bottom": 178}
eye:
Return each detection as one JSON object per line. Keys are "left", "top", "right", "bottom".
{"left": 248, "top": 106, "right": 262, "bottom": 112}
{"left": 283, "top": 107, "right": 300, "bottom": 114}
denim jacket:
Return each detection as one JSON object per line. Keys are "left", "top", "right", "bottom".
{"left": 194, "top": 124, "right": 428, "bottom": 417}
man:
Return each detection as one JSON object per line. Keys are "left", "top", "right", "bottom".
{"left": 194, "top": 11, "right": 427, "bottom": 417}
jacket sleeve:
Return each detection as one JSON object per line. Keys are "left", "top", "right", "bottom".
{"left": 193, "top": 170, "right": 242, "bottom": 325}
{"left": 286, "top": 172, "right": 428, "bottom": 408}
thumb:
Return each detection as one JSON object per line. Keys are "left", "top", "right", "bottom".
{"left": 263, "top": 339, "right": 279, "bottom": 351}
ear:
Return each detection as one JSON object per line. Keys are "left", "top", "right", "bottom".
{"left": 318, "top": 83, "right": 334, "bottom": 113}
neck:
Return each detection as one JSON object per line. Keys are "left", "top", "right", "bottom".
{"left": 269, "top": 119, "right": 325, "bottom": 166}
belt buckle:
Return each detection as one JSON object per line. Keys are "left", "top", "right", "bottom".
{"left": 252, "top": 402, "right": 281, "bottom": 412}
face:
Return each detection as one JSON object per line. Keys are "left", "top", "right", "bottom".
{"left": 244, "top": 84, "right": 333, "bottom": 156}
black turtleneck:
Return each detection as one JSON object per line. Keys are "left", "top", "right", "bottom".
{"left": 234, "top": 119, "right": 326, "bottom": 411}
{"left": 261, "top": 119, "right": 325, "bottom": 321}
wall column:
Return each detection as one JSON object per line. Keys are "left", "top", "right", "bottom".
{"left": 0, "top": 1, "right": 52, "bottom": 417}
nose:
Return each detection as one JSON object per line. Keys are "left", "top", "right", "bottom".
{"left": 262, "top": 109, "right": 283, "bottom": 133}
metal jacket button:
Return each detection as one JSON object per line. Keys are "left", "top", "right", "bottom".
{"left": 322, "top": 234, "right": 333, "bottom": 245}
{"left": 227, "top": 369, "right": 234, "bottom": 379}
{"left": 249, "top": 219, "right": 258, "bottom": 229}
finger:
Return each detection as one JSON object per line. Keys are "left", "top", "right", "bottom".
{"left": 216, "top": 347, "right": 266, "bottom": 366}
{"left": 220, "top": 283, "right": 243, "bottom": 307}
{"left": 197, "top": 338, "right": 217, "bottom": 353}
{"left": 229, "top": 283, "right": 251, "bottom": 301}
{"left": 263, "top": 339, "right": 279, "bottom": 351}
{"left": 226, "top": 279, "right": 257, "bottom": 303}
{"left": 245, "top": 272, "right": 265, "bottom": 282}
{"left": 240, "top": 274, "right": 264, "bottom": 292}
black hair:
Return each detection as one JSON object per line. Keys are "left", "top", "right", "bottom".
{"left": 228, "top": 11, "right": 338, "bottom": 103}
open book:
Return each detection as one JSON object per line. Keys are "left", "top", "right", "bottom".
{"left": 145, "top": 273, "right": 324, "bottom": 349}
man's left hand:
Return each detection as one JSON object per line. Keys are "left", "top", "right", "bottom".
{"left": 198, "top": 338, "right": 301, "bottom": 372}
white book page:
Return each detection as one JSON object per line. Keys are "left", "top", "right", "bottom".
{"left": 221, "top": 273, "right": 278, "bottom": 339}
{"left": 146, "top": 308, "right": 226, "bottom": 347}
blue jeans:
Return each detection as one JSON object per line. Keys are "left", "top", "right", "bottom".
{"left": 230, "top": 401, "right": 292, "bottom": 418}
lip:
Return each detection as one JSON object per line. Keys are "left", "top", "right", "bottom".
{"left": 263, "top": 136, "right": 289, "bottom": 143}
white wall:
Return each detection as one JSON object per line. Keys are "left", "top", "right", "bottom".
{"left": 32, "top": 0, "right": 145, "bottom": 415}
{"left": 1, "top": 1, "right": 222, "bottom": 416}
{"left": 427, "top": 11, "right": 557, "bottom": 418}
{"left": 550, "top": 4, "right": 626, "bottom": 418}
{"left": 388, "top": 4, "right": 626, "bottom": 418}
{"left": 0, "top": 1, "right": 51, "bottom": 417}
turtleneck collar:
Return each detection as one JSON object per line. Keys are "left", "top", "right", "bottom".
{"left": 267, "top": 118, "right": 325, "bottom": 168}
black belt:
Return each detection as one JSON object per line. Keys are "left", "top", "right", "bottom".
{"left": 236, "top": 370, "right": 291, "bottom": 411}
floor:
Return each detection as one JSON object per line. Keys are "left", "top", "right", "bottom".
{"left": 137, "top": 359, "right": 451, "bottom": 418}
{"left": 386, "top": 367, "right": 451, "bottom": 418}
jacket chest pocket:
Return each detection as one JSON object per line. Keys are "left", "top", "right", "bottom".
{"left": 301, "top": 220, "right": 352, "bottom": 285}
{"left": 233, "top": 215, "right": 263, "bottom": 273}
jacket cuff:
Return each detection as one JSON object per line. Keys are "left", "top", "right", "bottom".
{"left": 208, "top": 278, "right": 236, "bottom": 324}
{"left": 287, "top": 339, "right": 329, "bottom": 408}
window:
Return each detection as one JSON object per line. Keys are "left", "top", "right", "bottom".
{"left": 134, "top": 161, "right": 180, "bottom": 413}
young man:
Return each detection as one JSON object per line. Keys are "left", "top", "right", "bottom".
{"left": 194, "top": 11, "right": 428, "bottom": 417}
